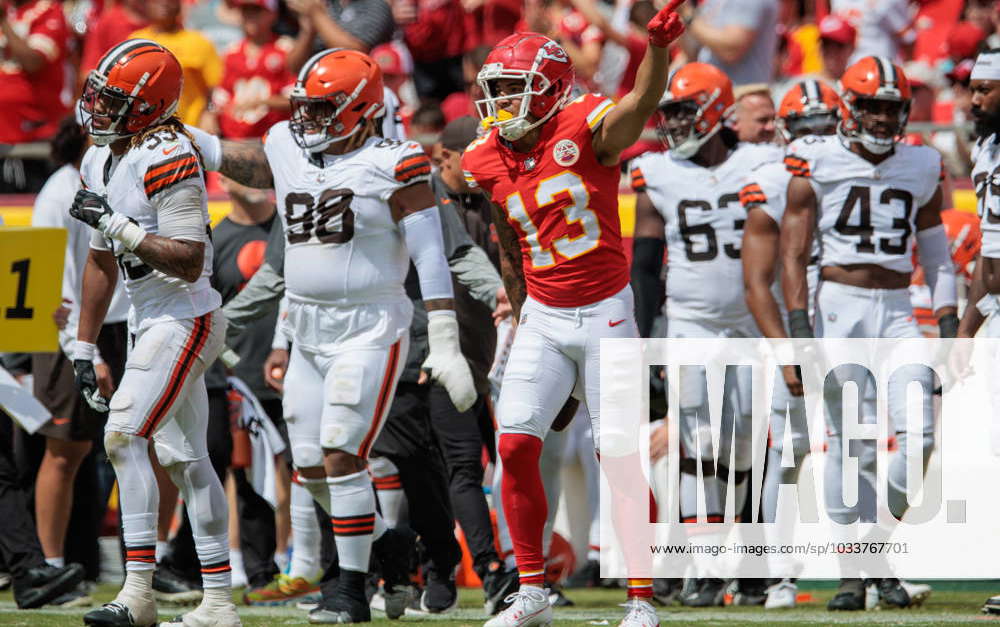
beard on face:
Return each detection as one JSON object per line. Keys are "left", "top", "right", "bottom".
{"left": 973, "top": 105, "right": 1000, "bottom": 138}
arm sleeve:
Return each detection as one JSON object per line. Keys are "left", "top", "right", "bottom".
{"left": 153, "top": 181, "right": 208, "bottom": 242}
{"left": 221, "top": 261, "right": 285, "bottom": 343}
{"left": 450, "top": 245, "right": 502, "bottom": 309}
{"left": 264, "top": 217, "right": 286, "bottom": 276}
{"left": 401, "top": 206, "right": 454, "bottom": 302}
{"left": 916, "top": 224, "right": 958, "bottom": 311}
{"left": 271, "top": 295, "right": 291, "bottom": 350}
{"left": 631, "top": 237, "right": 665, "bottom": 338}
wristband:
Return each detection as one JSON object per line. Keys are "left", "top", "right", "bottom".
{"left": 787, "top": 309, "right": 813, "bottom": 338}
{"left": 100, "top": 213, "right": 148, "bottom": 251}
{"left": 74, "top": 341, "right": 98, "bottom": 361}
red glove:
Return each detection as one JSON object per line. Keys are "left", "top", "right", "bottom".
{"left": 647, "top": 0, "right": 686, "bottom": 48}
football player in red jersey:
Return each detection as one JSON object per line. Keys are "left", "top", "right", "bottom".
{"left": 461, "top": 3, "right": 686, "bottom": 626}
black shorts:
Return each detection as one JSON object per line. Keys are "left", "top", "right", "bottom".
{"left": 34, "top": 322, "right": 127, "bottom": 442}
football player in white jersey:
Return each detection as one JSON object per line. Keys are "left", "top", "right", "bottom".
{"left": 738, "top": 79, "right": 841, "bottom": 609}
{"left": 630, "top": 62, "right": 782, "bottom": 607}
{"left": 188, "top": 48, "right": 476, "bottom": 623}
{"left": 955, "top": 48, "right": 1000, "bottom": 617}
{"left": 780, "top": 56, "right": 956, "bottom": 611}
{"left": 70, "top": 40, "right": 239, "bottom": 627}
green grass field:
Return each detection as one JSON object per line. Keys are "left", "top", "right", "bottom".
{"left": 1, "top": 582, "right": 999, "bottom": 626}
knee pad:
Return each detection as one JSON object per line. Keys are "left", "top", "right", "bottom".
{"left": 367, "top": 456, "right": 398, "bottom": 478}
{"left": 320, "top": 405, "right": 365, "bottom": 452}
{"left": 103, "top": 430, "right": 146, "bottom": 465}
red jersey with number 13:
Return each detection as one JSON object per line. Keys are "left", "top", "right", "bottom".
{"left": 461, "top": 93, "right": 629, "bottom": 308}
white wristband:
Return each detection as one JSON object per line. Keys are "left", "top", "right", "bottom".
{"left": 185, "top": 124, "right": 222, "bottom": 172}
{"left": 74, "top": 341, "right": 97, "bottom": 361}
{"left": 100, "top": 213, "right": 148, "bottom": 251}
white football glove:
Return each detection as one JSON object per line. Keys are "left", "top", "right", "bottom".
{"left": 423, "top": 311, "right": 477, "bottom": 412}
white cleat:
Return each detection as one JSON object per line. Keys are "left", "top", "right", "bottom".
{"left": 484, "top": 587, "right": 552, "bottom": 627}
{"left": 159, "top": 600, "right": 242, "bottom": 626}
{"left": 618, "top": 599, "right": 659, "bottom": 627}
{"left": 898, "top": 580, "right": 932, "bottom": 607}
{"left": 764, "top": 579, "right": 797, "bottom": 609}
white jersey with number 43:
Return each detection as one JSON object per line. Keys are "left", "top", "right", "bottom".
{"left": 263, "top": 121, "right": 433, "bottom": 306}
{"left": 784, "top": 135, "right": 942, "bottom": 273}
{"left": 630, "top": 142, "right": 782, "bottom": 323}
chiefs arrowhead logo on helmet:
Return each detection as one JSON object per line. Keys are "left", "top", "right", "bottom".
{"left": 80, "top": 39, "right": 182, "bottom": 146}
{"left": 475, "top": 33, "right": 576, "bottom": 142}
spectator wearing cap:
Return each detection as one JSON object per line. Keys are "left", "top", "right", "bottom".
{"left": 206, "top": 0, "right": 295, "bottom": 140}
{"left": 285, "top": 0, "right": 393, "bottom": 72}
{"left": 818, "top": 13, "right": 855, "bottom": 84}
{"left": 371, "top": 40, "right": 418, "bottom": 121}
{"left": 732, "top": 84, "right": 776, "bottom": 144}
{"left": 130, "top": 0, "right": 223, "bottom": 126}
{"left": 0, "top": 0, "right": 71, "bottom": 145}
{"left": 80, "top": 0, "right": 148, "bottom": 79}
{"left": 684, "top": 0, "right": 778, "bottom": 86}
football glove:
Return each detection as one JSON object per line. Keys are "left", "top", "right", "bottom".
{"left": 647, "top": 0, "right": 686, "bottom": 48}
{"left": 70, "top": 189, "right": 147, "bottom": 250}
{"left": 73, "top": 359, "right": 109, "bottom": 414}
{"left": 423, "top": 311, "right": 477, "bottom": 412}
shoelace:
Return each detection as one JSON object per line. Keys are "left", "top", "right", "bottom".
{"left": 502, "top": 587, "right": 549, "bottom": 607}
{"left": 619, "top": 599, "right": 656, "bottom": 621}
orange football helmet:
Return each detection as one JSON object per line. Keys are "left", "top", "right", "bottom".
{"left": 838, "top": 56, "right": 911, "bottom": 154}
{"left": 777, "top": 79, "right": 841, "bottom": 142}
{"left": 80, "top": 39, "right": 182, "bottom": 146}
{"left": 289, "top": 49, "right": 384, "bottom": 152}
{"left": 657, "top": 62, "right": 734, "bottom": 158}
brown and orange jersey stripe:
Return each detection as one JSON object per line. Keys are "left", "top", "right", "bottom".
{"left": 394, "top": 152, "right": 431, "bottom": 186}
{"left": 738, "top": 182, "right": 768, "bottom": 208}
{"left": 144, "top": 152, "right": 201, "bottom": 198}
{"left": 783, "top": 155, "right": 811, "bottom": 178}
{"left": 630, "top": 166, "right": 646, "bottom": 192}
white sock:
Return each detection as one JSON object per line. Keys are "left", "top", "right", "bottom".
{"left": 327, "top": 470, "right": 378, "bottom": 572}
{"left": 45, "top": 556, "right": 64, "bottom": 568}
{"left": 289, "top": 483, "right": 321, "bottom": 580}
{"left": 166, "top": 457, "right": 231, "bottom": 590}
{"left": 106, "top": 432, "right": 158, "bottom": 573}
{"left": 369, "top": 456, "right": 404, "bottom": 528}
{"left": 119, "top": 569, "right": 154, "bottom": 604}
{"left": 200, "top": 586, "right": 233, "bottom": 608}
{"left": 299, "top": 476, "right": 331, "bottom": 514}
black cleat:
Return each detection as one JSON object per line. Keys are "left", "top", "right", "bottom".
{"left": 12, "top": 563, "right": 84, "bottom": 609}
{"left": 152, "top": 567, "right": 202, "bottom": 605}
{"left": 83, "top": 600, "right": 154, "bottom": 626}
{"left": 420, "top": 568, "right": 457, "bottom": 613}
{"left": 565, "top": 559, "right": 601, "bottom": 588}
{"left": 874, "top": 578, "right": 931, "bottom": 608}
{"left": 680, "top": 578, "right": 726, "bottom": 607}
{"left": 481, "top": 561, "right": 519, "bottom": 615}
{"left": 312, "top": 571, "right": 370, "bottom": 624}
{"left": 827, "top": 579, "right": 866, "bottom": 611}
{"left": 546, "top": 580, "right": 574, "bottom": 607}
{"left": 731, "top": 578, "right": 767, "bottom": 606}
{"left": 983, "top": 594, "right": 1000, "bottom": 615}
{"left": 372, "top": 528, "right": 416, "bottom": 619}
{"left": 651, "top": 578, "right": 682, "bottom": 606}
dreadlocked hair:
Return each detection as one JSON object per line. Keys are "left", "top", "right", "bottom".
{"left": 128, "top": 116, "right": 206, "bottom": 168}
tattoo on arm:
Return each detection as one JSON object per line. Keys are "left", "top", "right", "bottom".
{"left": 219, "top": 140, "right": 274, "bottom": 189}
{"left": 134, "top": 236, "right": 205, "bottom": 283}
{"left": 491, "top": 202, "right": 526, "bottom": 321}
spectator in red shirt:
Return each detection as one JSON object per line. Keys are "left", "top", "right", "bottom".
{"left": 79, "top": 0, "right": 148, "bottom": 78}
{"left": 0, "top": 0, "right": 70, "bottom": 144}
{"left": 392, "top": 0, "right": 466, "bottom": 102}
{"left": 463, "top": 0, "right": 521, "bottom": 49}
{"left": 207, "top": 0, "right": 294, "bottom": 139}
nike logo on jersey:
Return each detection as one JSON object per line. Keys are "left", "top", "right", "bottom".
{"left": 608, "top": 319, "right": 626, "bottom": 327}
{"left": 162, "top": 145, "right": 180, "bottom": 155}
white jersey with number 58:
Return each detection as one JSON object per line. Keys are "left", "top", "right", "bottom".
{"left": 263, "top": 121, "right": 432, "bottom": 306}
{"left": 784, "top": 135, "right": 942, "bottom": 273}
{"left": 630, "top": 142, "right": 782, "bottom": 323}
{"left": 972, "top": 134, "right": 1000, "bottom": 258}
